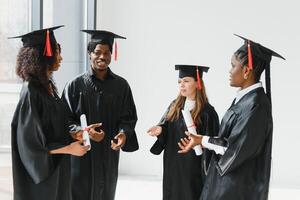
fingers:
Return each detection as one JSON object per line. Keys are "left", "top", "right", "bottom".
{"left": 178, "top": 149, "right": 189, "bottom": 154}
{"left": 76, "top": 140, "right": 84, "bottom": 145}
{"left": 111, "top": 133, "right": 125, "bottom": 151}
{"left": 111, "top": 140, "right": 121, "bottom": 151}
{"left": 185, "top": 131, "right": 192, "bottom": 137}
{"left": 87, "top": 123, "right": 102, "bottom": 130}
{"left": 178, "top": 142, "right": 185, "bottom": 150}
{"left": 83, "top": 145, "right": 90, "bottom": 151}
{"left": 147, "top": 126, "right": 161, "bottom": 136}
{"left": 147, "top": 129, "right": 156, "bottom": 136}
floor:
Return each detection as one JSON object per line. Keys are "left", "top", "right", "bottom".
{"left": 1, "top": 166, "right": 300, "bottom": 200}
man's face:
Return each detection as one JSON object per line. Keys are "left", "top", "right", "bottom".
{"left": 90, "top": 44, "right": 111, "bottom": 71}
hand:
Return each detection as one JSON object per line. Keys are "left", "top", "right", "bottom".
{"left": 111, "top": 132, "right": 126, "bottom": 151}
{"left": 68, "top": 141, "right": 89, "bottom": 156}
{"left": 147, "top": 126, "right": 162, "bottom": 136}
{"left": 87, "top": 123, "right": 105, "bottom": 142}
{"left": 70, "top": 130, "right": 83, "bottom": 141}
{"left": 178, "top": 131, "right": 203, "bottom": 154}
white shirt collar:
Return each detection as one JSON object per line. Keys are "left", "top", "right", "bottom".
{"left": 235, "top": 82, "right": 263, "bottom": 104}
{"left": 184, "top": 98, "right": 196, "bottom": 111}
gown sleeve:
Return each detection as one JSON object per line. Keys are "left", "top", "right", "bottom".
{"left": 216, "top": 103, "right": 271, "bottom": 176}
{"left": 200, "top": 104, "right": 220, "bottom": 175}
{"left": 118, "top": 82, "right": 139, "bottom": 152}
{"left": 150, "top": 102, "right": 173, "bottom": 155}
{"left": 15, "top": 88, "right": 54, "bottom": 184}
{"left": 61, "top": 81, "right": 81, "bottom": 133}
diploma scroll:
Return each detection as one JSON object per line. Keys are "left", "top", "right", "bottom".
{"left": 80, "top": 114, "right": 91, "bottom": 151}
{"left": 181, "top": 109, "right": 202, "bottom": 156}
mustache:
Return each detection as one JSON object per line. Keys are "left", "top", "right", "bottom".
{"left": 97, "top": 59, "right": 109, "bottom": 64}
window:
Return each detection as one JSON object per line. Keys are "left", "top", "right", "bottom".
{"left": 0, "top": 0, "right": 31, "bottom": 149}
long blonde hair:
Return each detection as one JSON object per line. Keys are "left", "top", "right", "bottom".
{"left": 167, "top": 80, "right": 208, "bottom": 125}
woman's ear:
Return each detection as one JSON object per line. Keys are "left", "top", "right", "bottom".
{"left": 243, "top": 65, "right": 254, "bottom": 80}
{"left": 242, "top": 65, "right": 250, "bottom": 80}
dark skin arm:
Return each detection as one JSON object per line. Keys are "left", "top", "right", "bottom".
{"left": 71, "top": 123, "right": 105, "bottom": 142}
{"left": 178, "top": 131, "right": 203, "bottom": 153}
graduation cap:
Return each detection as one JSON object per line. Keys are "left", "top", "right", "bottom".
{"left": 175, "top": 65, "right": 209, "bottom": 90}
{"left": 81, "top": 30, "right": 126, "bottom": 61}
{"left": 234, "top": 34, "right": 285, "bottom": 104}
{"left": 8, "top": 25, "right": 64, "bottom": 57}
{"left": 234, "top": 34, "right": 285, "bottom": 70}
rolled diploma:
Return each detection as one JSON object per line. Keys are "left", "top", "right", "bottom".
{"left": 181, "top": 109, "right": 202, "bottom": 155}
{"left": 80, "top": 114, "right": 91, "bottom": 150}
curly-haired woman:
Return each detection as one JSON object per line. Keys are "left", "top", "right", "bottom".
{"left": 10, "top": 26, "right": 89, "bottom": 200}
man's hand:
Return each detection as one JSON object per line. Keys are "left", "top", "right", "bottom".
{"left": 111, "top": 132, "right": 126, "bottom": 151}
{"left": 87, "top": 123, "right": 105, "bottom": 142}
{"left": 178, "top": 131, "right": 203, "bottom": 154}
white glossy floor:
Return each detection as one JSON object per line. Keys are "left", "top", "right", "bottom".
{"left": 1, "top": 167, "right": 299, "bottom": 200}
{"left": 1, "top": 152, "right": 299, "bottom": 200}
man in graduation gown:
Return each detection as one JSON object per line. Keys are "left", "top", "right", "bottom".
{"left": 62, "top": 30, "right": 139, "bottom": 200}
{"left": 178, "top": 34, "right": 285, "bottom": 200}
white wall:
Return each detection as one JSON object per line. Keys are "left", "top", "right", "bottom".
{"left": 96, "top": 0, "right": 300, "bottom": 188}
{"left": 43, "top": 0, "right": 85, "bottom": 93}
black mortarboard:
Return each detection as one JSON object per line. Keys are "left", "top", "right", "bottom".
{"left": 234, "top": 34, "right": 285, "bottom": 105}
{"left": 234, "top": 34, "right": 285, "bottom": 69}
{"left": 8, "top": 25, "right": 64, "bottom": 57}
{"left": 175, "top": 65, "right": 209, "bottom": 90}
{"left": 81, "top": 30, "right": 126, "bottom": 60}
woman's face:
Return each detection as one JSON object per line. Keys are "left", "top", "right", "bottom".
{"left": 90, "top": 44, "right": 111, "bottom": 71}
{"left": 229, "top": 55, "right": 246, "bottom": 87}
{"left": 178, "top": 77, "right": 197, "bottom": 99}
{"left": 52, "top": 44, "right": 63, "bottom": 71}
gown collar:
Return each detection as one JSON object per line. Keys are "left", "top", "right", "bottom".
{"left": 184, "top": 98, "right": 196, "bottom": 111}
{"left": 235, "top": 82, "right": 262, "bottom": 104}
{"left": 87, "top": 67, "right": 117, "bottom": 80}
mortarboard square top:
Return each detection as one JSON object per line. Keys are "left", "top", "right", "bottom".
{"left": 234, "top": 34, "right": 285, "bottom": 64}
{"left": 175, "top": 65, "right": 209, "bottom": 79}
{"left": 8, "top": 25, "right": 64, "bottom": 48}
{"left": 81, "top": 30, "right": 126, "bottom": 48}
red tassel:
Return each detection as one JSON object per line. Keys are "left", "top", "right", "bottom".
{"left": 43, "top": 30, "right": 53, "bottom": 57}
{"left": 114, "top": 41, "right": 118, "bottom": 61}
{"left": 247, "top": 40, "right": 253, "bottom": 70}
{"left": 196, "top": 66, "right": 202, "bottom": 90}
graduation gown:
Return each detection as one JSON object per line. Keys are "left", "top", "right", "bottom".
{"left": 201, "top": 87, "right": 273, "bottom": 200}
{"left": 11, "top": 81, "right": 71, "bottom": 200}
{"left": 62, "top": 68, "right": 138, "bottom": 200}
{"left": 150, "top": 102, "right": 219, "bottom": 200}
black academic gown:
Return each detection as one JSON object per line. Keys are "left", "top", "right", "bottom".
{"left": 11, "top": 81, "right": 71, "bottom": 200}
{"left": 62, "top": 68, "right": 138, "bottom": 200}
{"left": 150, "top": 102, "right": 219, "bottom": 200}
{"left": 201, "top": 87, "right": 273, "bottom": 200}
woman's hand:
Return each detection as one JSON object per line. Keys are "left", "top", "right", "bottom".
{"left": 178, "top": 131, "right": 203, "bottom": 154}
{"left": 67, "top": 141, "right": 89, "bottom": 156}
{"left": 70, "top": 130, "right": 83, "bottom": 141}
{"left": 147, "top": 126, "right": 162, "bottom": 136}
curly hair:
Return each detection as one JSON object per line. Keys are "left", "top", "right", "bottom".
{"left": 16, "top": 43, "right": 60, "bottom": 94}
